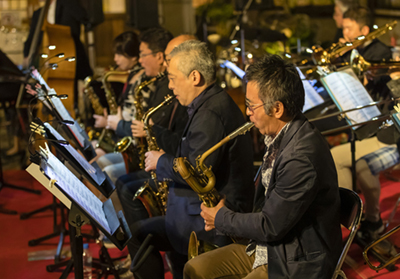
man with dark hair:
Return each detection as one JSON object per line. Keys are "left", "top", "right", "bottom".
{"left": 95, "top": 27, "right": 178, "bottom": 183}
{"left": 131, "top": 40, "right": 254, "bottom": 279}
{"left": 341, "top": 6, "right": 391, "bottom": 62}
{"left": 184, "top": 54, "right": 342, "bottom": 279}
{"left": 331, "top": 6, "right": 395, "bottom": 240}
{"left": 333, "top": 0, "right": 359, "bottom": 42}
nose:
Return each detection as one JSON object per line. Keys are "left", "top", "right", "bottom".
{"left": 168, "top": 80, "right": 173, "bottom": 90}
{"left": 246, "top": 107, "right": 252, "bottom": 116}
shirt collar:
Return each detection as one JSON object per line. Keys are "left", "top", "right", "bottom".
{"left": 186, "top": 84, "right": 214, "bottom": 118}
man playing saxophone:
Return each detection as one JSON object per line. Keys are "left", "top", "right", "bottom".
{"left": 95, "top": 28, "right": 185, "bottom": 183}
{"left": 131, "top": 40, "right": 254, "bottom": 278}
{"left": 184, "top": 54, "right": 342, "bottom": 279}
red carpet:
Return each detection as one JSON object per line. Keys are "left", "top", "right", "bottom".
{"left": 1, "top": 169, "right": 400, "bottom": 278}
{"left": 0, "top": 170, "right": 172, "bottom": 279}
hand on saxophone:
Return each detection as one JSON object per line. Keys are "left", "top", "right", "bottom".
{"left": 93, "top": 108, "right": 108, "bottom": 128}
{"left": 131, "top": 120, "right": 146, "bottom": 137}
{"left": 144, "top": 150, "right": 165, "bottom": 172}
{"left": 107, "top": 106, "right": 122, "bottom": 130}
{"left": 200, "top": 199, "right": 225, "bottom": 232}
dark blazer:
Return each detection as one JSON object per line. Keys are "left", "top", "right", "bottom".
{"left": 24, "top": 0, "right": 92, "bottom": 79}
{"left": 156, "top": 83, "right": 254, "bottom": 255}
{"left": 215, "top": 114, "right": 342, "bottom": 279}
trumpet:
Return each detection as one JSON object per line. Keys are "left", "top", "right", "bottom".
{"left": 173, "top": 122, "right": 254, "bottom": 259}
{"left": 351, "top": 49, "right": 400, "bottom": 78}
{"left": 311, "top": 20, "right": 397, "bottom": 66}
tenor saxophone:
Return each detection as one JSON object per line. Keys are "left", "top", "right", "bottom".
{"left": 114, "top": 72, "right": 166, "bottom": 173}
{"left": 173, "top": 121, "right": 254, "bottom": 259}
{"left": 133, "top": 94, "right": 175, "bottom": 217}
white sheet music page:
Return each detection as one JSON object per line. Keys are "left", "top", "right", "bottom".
{"left": 302, "top": 80, "right": 325, "bottom": 112}
{"left": 50, "top": 97, "right": 85, "bottom": 147}
{"left": 44, "top": 123, "right": 96, "bottom": 175}
{"left": 44, "top": 151, "right": 110, "bottom": 233}
{"left": 322, "top": 67, "right": 381, "bottom": 128}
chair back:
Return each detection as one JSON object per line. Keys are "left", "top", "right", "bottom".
{"left": 332, "top": 188, "right": 363, "bottom": 279}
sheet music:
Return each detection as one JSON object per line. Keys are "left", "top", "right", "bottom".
{"left": 302, "top": 80, "right": 325, "bottom": 112}
{"left": 26, "top": 163, "right": 72, "bottom": 209}
{"left": 296, "top": 67, "right": 325, "bottom": 112}
{"left": 43, "top": 151, "right": 110, "bottom": 233}
{"left": 50, "top": 97, "right": 85, "bottom": 147}
{"left": 322, "top": 67, "right": 381, "bottom": 129}
{"left": 44, "top": 123, "right": 96, "bottom": 176}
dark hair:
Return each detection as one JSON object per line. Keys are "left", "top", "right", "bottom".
{"left": 245, "top": 55, "right": 304, "bottom": 118}
{"left": 139, "top": 28, "right": 173, "bottom": 53}
{"left": 113, "top": 31, "right": 140, "bottom": 58}
{"left": 343, "top": 6, "right": 373, "bottom": 30}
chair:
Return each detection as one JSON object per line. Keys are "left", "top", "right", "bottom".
{"left": 332, "top": 188, "right": 363, "bottom": 279}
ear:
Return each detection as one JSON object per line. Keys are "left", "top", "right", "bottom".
{"left": 191, "top": 70, "right": 202, "bottom": 86}
{"left": 361, "top": 25, "right": 370, "bottom": 36}
{"left": 271, "top": 101, "right": 285, "bottom": 119}
{"left": 155, "top": 52, "right": 164, "bottom": 63}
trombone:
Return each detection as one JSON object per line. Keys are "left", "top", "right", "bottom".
{"left": 351, "top": 49, "right": 400, "bottom": 78}
{"left": 311, "top": 20, "right": 397, "bottom": 66}
{"left": 363, "top": 224, "right": 400, "bottom": 271}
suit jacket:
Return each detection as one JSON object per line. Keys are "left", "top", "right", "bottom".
{"left": 215, "top": 114, "right": 342, "bottom": 279}
{"left": 156, "top": 83, "right": 254, "bottom": 255}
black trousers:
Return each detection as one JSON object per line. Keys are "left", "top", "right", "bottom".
{"left": 116, "top": 171, "right": 187, "bottom": 279}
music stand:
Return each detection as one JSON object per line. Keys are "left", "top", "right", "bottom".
{"left": 27, "top": 145, "right": 131, "bottom": 278}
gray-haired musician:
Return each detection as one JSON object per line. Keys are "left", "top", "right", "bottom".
{"left": 184, "top": 55, "right": 342, "bottom": 279}
{"left": 133, "top": 40, "right": 254, "bottom": 278}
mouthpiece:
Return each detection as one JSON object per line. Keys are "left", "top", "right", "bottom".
{"left": 228, "top": 122, "right": 254, "bottom": 139}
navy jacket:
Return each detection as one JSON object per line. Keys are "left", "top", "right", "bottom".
{"left": 215, "top": 114, "right": 342, "bottom": 279}
{"left": 156, "top": 83, "right": 254, "bottom": 255}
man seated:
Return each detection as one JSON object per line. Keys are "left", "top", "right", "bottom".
{"left": 184, "top": 54, "right": 343, "bottom": 279}
{"left": 330, "top": 6, "right": 394, "bottom": 239}
{"left": 129, "top": 40, "right": 254, "bottom": 279}
{"left": 94, "top": 28, "right": 183, "bottom": 183}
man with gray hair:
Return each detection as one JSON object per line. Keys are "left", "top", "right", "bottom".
{"left": 132, "top": 40, "right": 254, "bottom": 278}
{"left": 184, "top": 55, "right": 342, "bottom": 279}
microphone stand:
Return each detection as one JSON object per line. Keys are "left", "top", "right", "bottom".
{"left": 229, "top": 0, "right": 254, "bottom": 70}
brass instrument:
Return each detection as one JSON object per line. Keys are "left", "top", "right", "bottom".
{"left": 133, "top": 94, "right": 176, "bottom": 217}
{"left": 83, "top": 76, "right": 105, "bottom": 141}
{"left": 114, "top": 72, "right": 166, "bottom": 172}
{"left": 173, "top": 122, "right": 254, "bottom": 259}
{"left": 96, "top": 69, "right": 133, "bottom": 152}
{"left": 311, "top": 20, "right": 397, "bottom": 66}
{"left": 351, "top": 49, "right": 400, "bottom": 78}
{"left": 363, "top": 224, "right": 400, "bottom": 271}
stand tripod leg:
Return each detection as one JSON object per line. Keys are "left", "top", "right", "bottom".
{"left": 20, "top": 203, "right": 54, "bottom": 220}
{"left": 3, "top": 182, "right": 41, "bottom": 195}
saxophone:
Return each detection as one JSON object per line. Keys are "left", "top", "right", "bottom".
{"left": 173, "top": 121, "right": 254, "bottom": 259}
{"left": 133, "top": 94, "right": 175, "bottom": 217}
{"left": 96, "top": 70, "right": 133, "bottom": 152}
{"left": 114, "top": 72, "right": 166, "bottom": 173}
{"left": 83, "top": 76, "right": 105, "bottom": 141}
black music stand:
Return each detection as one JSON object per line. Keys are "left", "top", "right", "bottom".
{"left": 27, "top": 147, "right": 131, "bottom": 278}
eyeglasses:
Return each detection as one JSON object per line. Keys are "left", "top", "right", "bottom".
{"left": 246, "top": 102, "right": 265, "bottom": 114}
{"left": 139, "top": 52, "right": 157, "bottom": 58}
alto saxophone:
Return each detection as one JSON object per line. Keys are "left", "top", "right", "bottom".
{"left": 133, "top": 94, "right": 175, "bottom": 217}
{"left": 115, "top": 72, "right": 166, "bottom": 173}
{"left": 96, "top": 69, "right": 133, "bottom": 152}
{"left": 173, "top": 121, "right": 254, "bottom": 259}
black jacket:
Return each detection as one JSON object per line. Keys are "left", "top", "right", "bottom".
{"left": 156, "top": 83, "right": 254, "bottom": 255}
{"left": 215, "top": 114, "right": 342, "bottom": 279}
